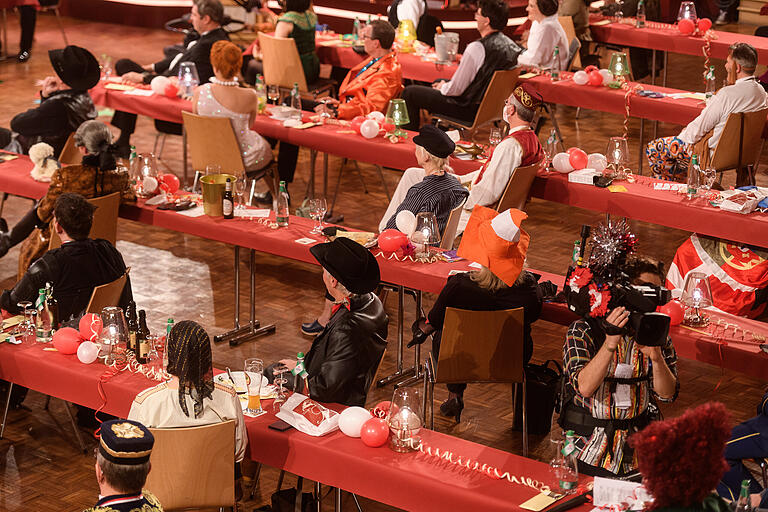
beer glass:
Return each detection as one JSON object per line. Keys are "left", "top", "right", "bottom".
{"left": 244, "top": 358, "right": 263, "bottom": 415}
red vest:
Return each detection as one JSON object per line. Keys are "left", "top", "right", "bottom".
{"left": 475, "top": 128, "right": 543, "bottom": 184}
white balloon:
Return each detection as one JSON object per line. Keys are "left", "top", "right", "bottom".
{"left": 599, "top": 69, "right": 614, "bottom": 84}
{"left": 142, "top": 176, "right": 159, "bottom": 194}
{"left": 77, "top": 341, "right": 99, "bottom": 364}
{"left": 150, "top": 76, "right": 171, "bottom": 95}
{"left": 360, "top": 119, "right": 380, "bottom": 139}
{"left": 552, "top": 152, "right": 574, "bottom": 173}
{"left": 587, "top": 153, "right": 608, "bottom": 172}
{"left": 572, "top": 70, "right": 588, "bottom": 86}
{"left": 338, "top": 406, "right": 372, "bottom": 437}
{"left": 367, "top": 111, "right": 385, "bottom": 122}
{"left": 395, "top": 210, "right": 417, "bottom": 236}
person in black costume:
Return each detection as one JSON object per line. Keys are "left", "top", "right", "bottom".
{"left": 0, "top": 45, "right": 98, "bottom": 156}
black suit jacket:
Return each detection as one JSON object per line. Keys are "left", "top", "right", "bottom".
{"left": 148, "top": 27, "right": 230, "bottom": 84}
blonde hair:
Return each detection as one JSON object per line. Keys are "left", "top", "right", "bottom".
{"left": 415, "top": 145, "right": 449, "bottom": 171}
{"left": 469, "top": 265, "right": 526, "bottom": 292}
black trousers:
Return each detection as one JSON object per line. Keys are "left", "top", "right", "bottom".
{"left": 401, "top": 85, "right": 478, "bottom": 131}
{"left": 277, "top": 98, "right": 321, "bottom": 184}
{"left": 19, "top": 5, "right": 36, "bottom": 52}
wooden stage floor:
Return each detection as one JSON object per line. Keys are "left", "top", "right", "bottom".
{"left": 0, "top": 12, "right": 766, "bottom": 511}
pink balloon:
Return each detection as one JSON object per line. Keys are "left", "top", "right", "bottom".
{"left": 587, "top": 70, "right": 603, "bottom": 86}
{"left": 79, "top": 313, "right": 103, "bottom": 342}
{"left": 678, "top": 18, "right": 695, "bottom": 35}
{"left": 360, "top": 417, "right": 389, "bottom": 447}
{"left": 378, "top": 229, "right": 408, "bottom": 252}
{"left": 350, "top": 116, "right": 366, "bottom": 134}
{"left": 568, "top": 148, "right": 588, "bottom": 170}
{"left": 53, "top": 327, "right": 82, "bottom": 355}
{"left": 697, "top": 17, "right": 712, "bottom": 32}
{"left": 657, "top": 300, "right": 685, "bottom": 326}
{"left": 360, "top": 119, "right": 380, "bottom": 139}
{"left": 572, "top": 70, "right": 588, "bottom": 85}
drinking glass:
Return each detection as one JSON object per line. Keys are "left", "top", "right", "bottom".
{"left": 267, "top": 84, "right": 280, "bottom": 105}
{"left": 700, "top": 167, "right": 717, "bottom": 190}
{"left": 177, "top": 61, "right": 200, "bottom": 97}
{"left": 16, "top": 301, "right": 35, "bottom": 341}
{"left": 100, "top": 54, "right": 113, "bottom": 80}
{"left": 677, "top": 0, "right": 697, "bottom": 21}
{"left": 272, "top": 366, "right": 289, "bottom": 411}
{"left": 410, "top": 212, "right": 441, "bottom": 258}
{"left": 488, "top": 127, "right": 502, "bottom": 146}
{"left": 682, "top": 272, "right": 712, "bottom": 327}
{"left": 244, "top": 358, "right": 264, "bottom": 415}
{"left": 235, "top": 175, "right": 248, "bottom": 210}
{"left": 205, "top": 164, "right": 221, "bottom": 176}
{"left": 544, "top": 129, "right": 558, "bottom": 172}
{"left": 308, "top": 197, "right": 327, "bottom": 234}
{"left": 133, "top": 153, "right": 159, "bottom": 198}
{"left": 146, "top": 334, "right": 163, "bottom": 372}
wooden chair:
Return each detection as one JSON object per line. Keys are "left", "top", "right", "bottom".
{"left": 182, "top": 111, "right": 278, "bottom": 200}
{"left": 433, "top": 69, "right": 521, "bottom": 141}
{"left": 258, "top": 32, "right": 336, "bottom": 99}
{"left": 690, "top": 109, "right": 768, "bottom": 187}
{"left": 440, "top": 198, "right": 466, "bottom": 250}
{"left": 58, "top": 133, "right": 80, "bottom": 166}
{"left": 37, "top": 0, "right": 68, "bottom": 45}
{"left": 86, "top": 268, "right": 129, "bottom": 314}
{"left": 494, "top": 159, "right": 544, "bottom": 212}
{"left": 424, "top": 307, "right": 529, "bottom": 455}
{"left": 49, "top": 191, "right": 121, "bottom": 250}
{"left": 558, "top": 16, "right": 581, "bottom": 69}
{"left": 145, "top": 421, "right": 236, "bottom": 510}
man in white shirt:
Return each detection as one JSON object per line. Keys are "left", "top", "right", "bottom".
{"left": 401, "top": 0, "right": 522, "bottom": 130}
{"left": 646, "top": 43, "right": 768, "bottom": 181}
{"left": 388, "top": 0, "right": 426, "bottom": 31}
{"left": 517, "top": 0, "right": 569, "bottom": 70}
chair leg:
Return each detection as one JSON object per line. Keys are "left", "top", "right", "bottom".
{"left": 352, "top": 493, "right": 364, "bottom": 512}
{"left": 521, "top": 379, "right": 528, "bottom": 458}
{"left": 294, "top": 476, "right": 304, "bottom": 512}
{"left": 329, "top": 159, "right": 347, "bottom": 214}
{"left": 62, "top": 400, "right": 87, "bottom": 454}
{"left": 53, "top": 7, "right": 68, "bottom": 45}
{"left": 276, "top": 469, "right": 286, "bottom": 492}
{"left": 0, "top": 192, "right": 8, "bottom": 218}
{"left": 0, "top": 382, "right": 13, "bottom": 439}
{"left": 247, "top": 462, "right": 262, "bottom": 500}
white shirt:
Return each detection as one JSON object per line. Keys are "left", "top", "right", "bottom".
{"left": 392, "top": 0, "right": 425, "bottom": 29}
{"left": 456, "top": 125, "right": 527, "bottom": 232}
{"left": 128, "top": 381, "right": 248, "bottom": 462}
{"left": 517, "top": 15, "right": 569, "bottom": 70}
{"left": 440, "top": 41, "right": 485, "bottom": 97}
{"left": 677, "top": 76, "right": 768, "bottom": 149}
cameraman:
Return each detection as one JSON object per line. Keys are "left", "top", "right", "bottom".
{"left": 560, "top": 256, "right": 679, "bottom": 477}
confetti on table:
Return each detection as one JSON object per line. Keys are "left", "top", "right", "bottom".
{"left": 607, "top": 185, "right": 628, "bottom": 193}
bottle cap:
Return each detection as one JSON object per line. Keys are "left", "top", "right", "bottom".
{"left": 297, "top": 351, "right": 305, "bottom": 359}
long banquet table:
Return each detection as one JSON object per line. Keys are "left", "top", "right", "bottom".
{"left": 1, "top": 153, "right": 767, "bottom": 380}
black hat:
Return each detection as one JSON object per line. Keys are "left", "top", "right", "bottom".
{"left": 310, "top": 237, "right": 380, "bottom": 294}
{"left": 413, "top": 124, "right": 455, "bottom": 159}
{"left": 48, "top": 45, "right": 100, "bottom": 91}
{"left": 99, "top": 420, "right": 154, "bottom": 465}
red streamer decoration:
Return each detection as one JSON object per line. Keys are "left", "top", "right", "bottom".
{"left": 621, "top": 79, "right": 644, "bottom": 139}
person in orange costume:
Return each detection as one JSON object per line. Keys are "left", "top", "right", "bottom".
{"left": 273, "top": 19, "right": 403, "bottom": 196}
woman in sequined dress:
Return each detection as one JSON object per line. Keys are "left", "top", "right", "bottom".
{"left": 193, "top": 41, "right": 272, "bottom": 173}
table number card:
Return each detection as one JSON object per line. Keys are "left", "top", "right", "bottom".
{"left": 295, "top": 238, "right": 317, "bottom": 245}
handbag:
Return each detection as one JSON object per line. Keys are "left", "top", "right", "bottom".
{"left": 511, "top": 360, "right": 562, "bottom": 435}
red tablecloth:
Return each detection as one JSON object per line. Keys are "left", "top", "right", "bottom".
{"left": 522, "top": 74, "right": 703, "bottom": 125}
{"left": 589, "top": 16, "right": 768, "bottom": 64}
{"left": 530, "top": 170, "right": 768, "bottom": 247}
{"left": 0, "top": 155, "right": 46, "bottom": 199}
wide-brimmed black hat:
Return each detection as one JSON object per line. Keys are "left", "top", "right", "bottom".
{"left": 413, "top": 124, "right": 455, "bottom": 158}
{"left": 48, "top": 45, "right": 100, "bottom": 91}
{"left": 310, "top": 238, "right": 380, "bottom": 294}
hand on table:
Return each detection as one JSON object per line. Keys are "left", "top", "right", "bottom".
{"left": 122, "top": 72, "right": 145, "bottom": 85}
{"left": 41, "top": 76, "right": 63, "bottom": 98}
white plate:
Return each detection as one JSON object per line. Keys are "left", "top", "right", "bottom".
{"left": 215, "top": 371, "right": 268, "bottom": 394}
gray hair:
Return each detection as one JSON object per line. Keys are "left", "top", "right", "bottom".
{"left": 194, "top": 0, "right": 225, "bottom": 25}
{"left": 509, "top": 96, "right": 535, "bottom": 123}
{"left": 729, "top": 43, "right": 758, "bottom": 73}
{"left": 96, "top": 452, "right": 151, "bottom": 494}
{"left": 74, "top": 120, "right": 113, "bottom": 154}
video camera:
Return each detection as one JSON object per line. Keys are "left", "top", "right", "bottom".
{"left": 563, "top": 224, "right": 673, "bottom": 346}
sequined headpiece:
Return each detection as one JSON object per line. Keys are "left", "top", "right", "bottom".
{"left": 512, "top": 83, "right": 542, "bottom": 110}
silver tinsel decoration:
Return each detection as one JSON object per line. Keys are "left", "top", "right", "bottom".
{"left": 587, "top": 218, "right": 637, "bottom": 281}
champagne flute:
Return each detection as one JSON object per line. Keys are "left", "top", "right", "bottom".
{"left": 308, "top": 197, "right": 327, "bottom": 234}
{"left": 235, "top": 175, "right": 247, "bottom": 210}
{"left": 267, "top": 84, "right": 280, "bottom": 105}
{"left": 244, "top": 358, "right": 263, "bottom": 415}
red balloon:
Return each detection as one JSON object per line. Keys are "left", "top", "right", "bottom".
{"left": 360, "top": 417, "right": 389, "bottom": 447}
{"left": 79, "top": 313, "right": 103, "bottom": 342}
{"left": 678, "top": 18, "right": 695, "bottom": 35}
{"left": 568, "top": 148, "right": 588, "bottom": 169}
{"left": 53, "top": 327, "right": 82, "bottom": 355}
{"left": 587, "top": 70, "right": 603, "bottom": 86}
{"left": 378, "top": 229, "right": 409, "bottom": 252}
{"left": 164, "top": 83, "right": 179, "bottom": 98}
{"left": 697, "top": 17, "right": 712, "bottom": 33}
{"left": 159, "top": 173, "right": 180, "bottom": 194}
{"left": 584, "top": 65, "right": 598, "bottom": 74}
{"left": 657, "top": 300, "right": 685, "bottom": 326}
{"left": 381, "top": 122, "right": 395, "bottom": 133}
{"left": 371, "top": 400, "right": 391, "bottom": 418}
{"left": 566, "top": 147, "right": 579, "bottom": 156}
{"left": 350, "top": 116, "right": 366, "bottom": 134}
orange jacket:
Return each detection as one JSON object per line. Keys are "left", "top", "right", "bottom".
{"left": 337, "top": 52, "right": 403, "bottom": 120}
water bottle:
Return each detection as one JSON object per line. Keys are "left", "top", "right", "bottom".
{"left": 353, "top": 17, "right": 360, "bottom": 43}
{"left": 735, "top": 480, "right": 751, "bottom": 512}
{"left": 292, "top": 351, "right": 309, "bottom": 394}
{"left": 636, "top": 0, "right": 646, "bottom": 28}
{"left": 550, "top": 431, "right": 579, "bottom": 494}
{"left": 551, "top": 46, "right": 561, "bottom": 82}
{"left": 290, "top": 82, "right": 302, "bottom": 121}
{"left": 687, "top": 154, "right": 701, "bottom": 199}
{"left": 705, "top": 65, "right": 716, "bottom": 99}
{"left": 276, "top": 181, "right": 290, "bottom": 227}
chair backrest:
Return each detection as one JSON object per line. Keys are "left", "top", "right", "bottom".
{"left": 558, "top": 16, "right": 581, "bottom": 69}
{"left": 258, "top": 32, "right": 309, "bottom": 92}
{"left": 86, "top": 268, "right": 129, "bottom": 314}
{"left": 435, "top": 307, "right": 525, "bottom": 385}
{"left": 467, "top": 69, "right": 521, "bottom": 132}
{"left": 145, "top": 420, "right": 236, "bottom": 510}
{"left": 49, "top": 191, "right": 122, "bottom": 250}
{"left": 182, "top": 111, "right": 246, "bottom": 175}
{"left": 58, "top": 133, "right": 80, "bottom": 166}
{"left": 494, "top": 159, "right": 544, "bottom": 212}
{"left": 566, "top": 38, "right": 581, "bottom": 71}
{"left": 709, "top": 109, "right": 768, "bottom": 171}
{"left": 440, "top": 198, "right": 466, "bottom": 250}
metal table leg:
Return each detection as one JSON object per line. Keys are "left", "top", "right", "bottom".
{"left": 0, "top": 9, "right": 8, "bottom": 61}
{"left": 1, "top": 381, "right": 13, "bottom": 439}
{"left": 638, "top": 118, "right": 645, "bottom": 173}
{"left": 376, "top": 285, "right": 418, "bottom": 387}
{"left": 182, "top": 126, "right": 189, "bottom": 189}
{"left": 335, "top": 487, "right": 342, "bottom": 512}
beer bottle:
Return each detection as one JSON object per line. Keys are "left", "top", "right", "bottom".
{"left": 137, "top": 310, "right": 150, "bottom": 364}
{"left": 222, "top": 178, "right": 234, "bottom": 219}
{"left": 45, "top": 282, "right": 59, "bottom": 332}
{"left": 126, "top": 301, "right": 138, "bottom": 353}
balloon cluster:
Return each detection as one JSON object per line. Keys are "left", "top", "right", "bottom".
{"left": 150, "top": 76, "right": 180, "bottom": 98}
{"left": 552, "top": 147, "right": 607, "bottom": 174}
{"left": 338, "top": 401, "right": 391, "bottom": 447}
{"left": 677, "top": 17, "right": 712, "bottom": 36}
{"left": 572, "top": 66, "right": 614, "bottom": 87}
{"left": 49, "top": 313, "right": 104, "bottom": 363}
{"left": 350, "top": 111, "right": 395, "bottom": 140}
{"left": 377, "top": 210, "right": 417, "bottom": 252}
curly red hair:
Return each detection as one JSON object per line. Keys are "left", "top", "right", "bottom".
{"left": 631, "top": 402, "right": 731, "bottom": 510}
{"left": 210, "top": 40, "right": 242, "bottom": 80}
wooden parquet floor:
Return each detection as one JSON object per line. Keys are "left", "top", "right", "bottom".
{"left": 0, "top": 12, "right": 766, "bottom": 511}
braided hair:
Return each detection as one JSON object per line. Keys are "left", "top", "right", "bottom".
{"left": 166, "top": 320, "right": 215, "bottom": 418}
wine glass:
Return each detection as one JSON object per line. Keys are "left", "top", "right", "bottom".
{"left": 100, "top": 54, "right": 113, "bottom": 80}
{"left": 16, "top": 301, "right": 35, "bottom": 341}
{"left": 488, "top": 127, "right": 502, "bottom": 147}
{"left": 700, "top": 167, "right": 717, "bottom": 190}
{"left": 308, "top": 197, "right": 327, "bottom": 234}
{"left": 100, "top": 306, "right": 129, "bottom": 365}
{"left": 235, "top": 175, "right": 248, "bottom": 210}
{"left": 272, "top": 366, "right": 289, "bottom": 411}
{"left": 177, "top": 61, "right": 200, "bottom": 97}
{"left": 244, "top": 358, "right": 264, "bottom": 415}
{"left": 267, "top": 84, "right": 280, "bottom": 105}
